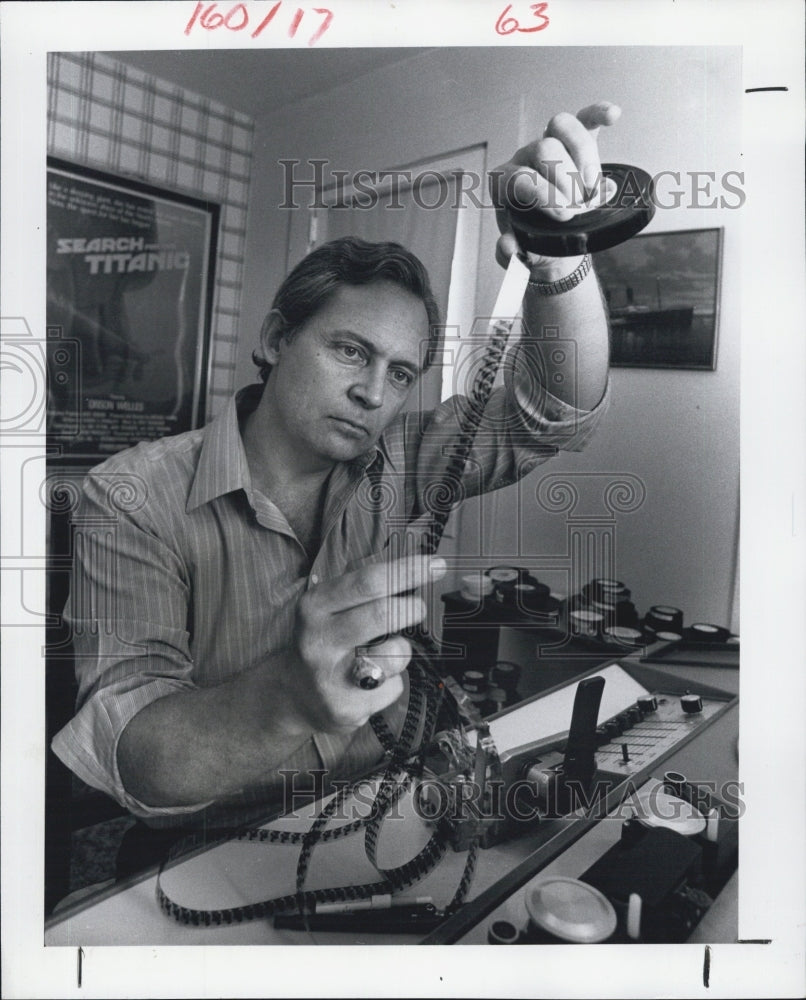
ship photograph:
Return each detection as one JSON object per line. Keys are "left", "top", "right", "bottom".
{"left": 594, "top": 227, "right": 722, "bottom": 369}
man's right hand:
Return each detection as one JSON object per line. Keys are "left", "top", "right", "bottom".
{"left": 117, "top": 554, "right": 447, "bottom": 808}
{"left": 283, "top": 555, "right": 447, "bottom": 734}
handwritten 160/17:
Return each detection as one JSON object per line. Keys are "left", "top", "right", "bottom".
{"left": 184, "top": 2, "right": 334, "bottom": 46}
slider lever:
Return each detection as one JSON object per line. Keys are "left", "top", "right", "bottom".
{"left": 563, "top": 675, "right": 606, "bottom": 788}
{"left": 548, "top": 675, "right": 605, "bottom": 814}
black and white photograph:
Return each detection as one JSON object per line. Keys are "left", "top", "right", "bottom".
{"left": 597, "top": 227, "right": 723, "bottom": 370}
{"left": 1, "top": 2, "right": 804, "bottom": 998}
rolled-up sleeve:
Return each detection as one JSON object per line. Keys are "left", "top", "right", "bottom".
{"left": 51, "top": 469, "right": 213, "bottom": 819}
{"left": 505, "top": 335, "right": 610, "bottom": 452}
{"left": 506, "top": 357, "right": 610, "bottom": 455}
{"left": 409, "top": 338, "right": 610, "bottom": 503}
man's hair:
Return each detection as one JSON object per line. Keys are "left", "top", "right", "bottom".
{"left": 252, "top": 236, "right": 442, "bottom": 382}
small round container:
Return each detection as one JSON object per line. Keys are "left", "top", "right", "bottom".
{"left": 525, "top": 877, "right": 617, "bottom": 944}
{"left": 590, "top": 598, "right": 618, "bottom": 626}
{"left": 491, "top": 660, "right": 521, "bottom": 693}
{"left": 460, "top": 573, "right": 493, "bottom": 603}
{"left": 603, "top": 625, "right": 644, "bottom": 647}
{"left": 486, "top": 566, "right": 521, "bottom": 585}
{"left": 460, "top": 669, "right": 487, "bottom": 704}
{"left": 685, "top": 623, "right": 731, "bottom": 643}
{"left": 514, "top": 581, "right": 551, "bottom": 612}
{"left": 645, "top": 605, "right": 684, "bottom": 632}
{"left": 569, "top": 609, "right": 605, "bottom": 638}
{"left": 586, "top": 578, "right": 631, "bottom": 602}
{"left": 487, "top": 919, "right": 521, "bottom": 945}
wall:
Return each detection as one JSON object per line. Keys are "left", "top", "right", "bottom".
{"left": 47, "top": 51, "right": 255, "bottom": 418}
{"left": 236, "top": 46, "right": 741, "bottom": 628}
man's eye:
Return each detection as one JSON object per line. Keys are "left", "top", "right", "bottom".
{"left": 390, "top": 369, "right": 414, "bottom": 387}
{"left": 338, "top": 344, "right": 363, "bottom": 361}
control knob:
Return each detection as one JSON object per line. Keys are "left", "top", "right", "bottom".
{"left": 681, "top": 692, "right": 703, "bottom": 714}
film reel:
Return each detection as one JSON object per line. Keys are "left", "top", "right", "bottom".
{"left": 508, "top": 162, "right": 655, "bottom": 257}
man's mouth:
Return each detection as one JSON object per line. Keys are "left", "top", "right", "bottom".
{"left": 330, "top": 417, "right": 370, "bottom": 437}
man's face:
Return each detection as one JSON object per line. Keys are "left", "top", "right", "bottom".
{"left": 264, "top": 280, "right": 430, "bottom": 467}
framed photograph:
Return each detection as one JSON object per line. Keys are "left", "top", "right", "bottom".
{"left": 46, "top": 157, "right": 219, "bottom": 462}
{"left": 594, "top": 228, "right": 723, "bottom": 370}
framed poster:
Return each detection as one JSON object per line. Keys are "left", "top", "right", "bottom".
{"left": 594, "top": 228, "right": 723, "bottom": 370}
{"left": 46, "top": 157, "right": 219, "bottom": 462}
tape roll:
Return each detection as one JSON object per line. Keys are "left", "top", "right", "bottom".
{"left": 492, "top": 660, "right": 521, "bottom": 692}
{"left": 569, "top": 609, "right": 605, "bottom": 638}
{"left": 653, "top": 604, "right": 684, "bottom": 616}
{"left": 594, "top": 576, "right": 627, "bottom": 589}
{"left": 459, "top": 573, "right": 494, "bottom": 602}
{"left": 585, "top": 578, "right": 631, "bottom": 602}
{"left": 486, "top": 565, "right": 520, "bottom": 584}
{"left": 603, "top": 625, "right": 644, "bottom": 647}
{"left": 685, "top": 623, "right": 731, "bottom": 643}
{"left": 509, "top": 163, "right": 656, "bottom": 257}
{"left": 591, "top": 597, "right": 618, "bottom": 617}
{"left": 514, "top": 581, "right": 551, "bottom": 612}
{"left": 645, "top": 605, "right": 684, "bottom": 633}
{"left": 459, "top": 669, "right": 487, "bottom": 696}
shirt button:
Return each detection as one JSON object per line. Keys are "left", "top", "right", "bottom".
{"left": 310, "top": 573, "right": 319, "bottom": 586}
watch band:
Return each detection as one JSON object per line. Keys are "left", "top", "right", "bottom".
{"left": 528, "top": 254, "right": 592, "bottom": 296}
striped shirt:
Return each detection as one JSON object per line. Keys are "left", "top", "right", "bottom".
{"left": 52, "top": 368, "right": 608, "bottom": 828}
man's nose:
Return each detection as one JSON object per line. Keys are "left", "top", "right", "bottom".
{"left": 349, "top": 365, "right": 386, "bottom": 409}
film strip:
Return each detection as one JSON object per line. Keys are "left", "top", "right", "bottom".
{"left": 156, "top": 660, "right": 463, "bottom": 927}
{"left": 157, "top": 282, "right": 519, "bottom": 930}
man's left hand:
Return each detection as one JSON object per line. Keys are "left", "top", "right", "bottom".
{"left": 489, "top": 101, "right": 622, "bottom": 273}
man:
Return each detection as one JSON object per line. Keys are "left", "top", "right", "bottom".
{"left": 52, "top": 103, "right": 617, "bottom": 842}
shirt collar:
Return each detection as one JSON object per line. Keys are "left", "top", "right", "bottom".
{"left": 186, "top": 383, "right": 383, "bottom": 512}
{"left": 186, "top": 384, "right": 260, "bottom": 512}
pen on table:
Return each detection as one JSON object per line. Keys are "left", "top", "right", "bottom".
{"left": 273, "top": 896, "right": 443, "bottom": 932}
{"left": 315, "top": 894, "right": 433, "bottom": 914}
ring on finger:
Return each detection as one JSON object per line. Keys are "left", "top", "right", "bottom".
{"left": 350, "top": 654, "right": 386, "bottom": 690}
